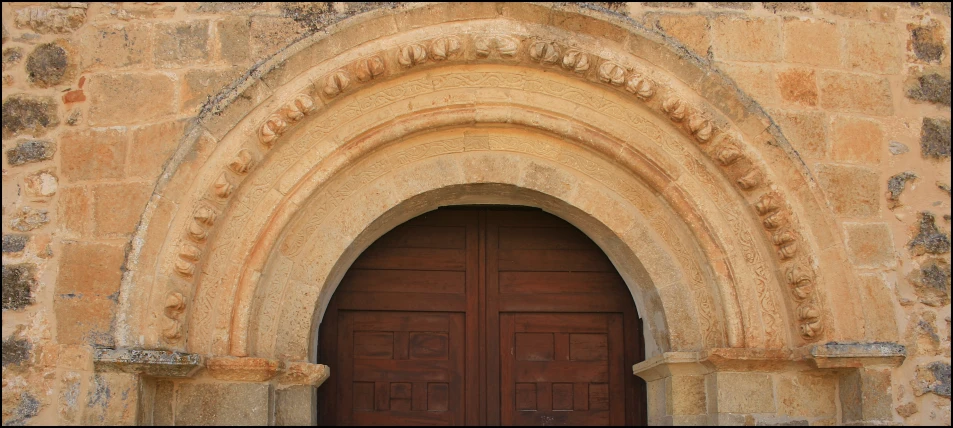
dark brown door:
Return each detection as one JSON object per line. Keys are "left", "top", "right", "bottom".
{"left": 317, "top": 208, "right": 645, "bottom": 426}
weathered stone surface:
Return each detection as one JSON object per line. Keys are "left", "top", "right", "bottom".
{"left": 906, "top": 310, "right": 942, "bottom": 356}
{"left": 26, "top": 42, "right": 70, "bottom": 87}
{"left": 846, "top": 223, "right": 896, "bottom": 268}
{"left": 810, "top": 342, "right": 906, "bottom": 369}
{"left": 909, "top": 258, "right": 951, "bottom": 307}
{"left": 2, "top": 234, "right": 28, "bottom": 253}
{"left": 910, "top": 21, "right": 946, "bottom": 62}
{"left": 2, "top": 263, "right": 36, "bottom": 310}
{"left": 216, "top": 17, "right": 252, "bottom": 64}
{"left": 82, "top": 372, "right": 139, "bottom": 425}
{"left": 819, "top": 71, "right": 893, "bottom": 115}
{"left": 174, "top": 382, "right": 270, "bottom": 425}
{"left": 1, "top": 95, "right": 59, "bottom": 138}
{"left": 278, "top": 362, "right": 330, "bottom": 386}
{"left": 93, "top": 183, "right": 152, "bottom": 237}
{"left": 56, "top": 241, "right": 125, "bottom": 298}
{"left": 54, "top": 298, "right": 116, "bottom": 347}
{"left": 93, "top": 348, "right": 203, "bottom": 378}
{"left": 154, "top": 21, "right": 210, "bottom": 67}
{"left": 771, "top": 109, "right": 828, "bottom": 159}
{"left": 2, "top": 47, "right": 23, "bottom": 72}
{"left": 845, "top": 21, "right": 902, "bottom": 74}
{"left": 920, "top": 118, "right": 951, "bottom": 159}
{"left": 14, "top": 4, "right": 87, "bottom": 34}
{"left": 79, "top": 23, "right": 153, "bottom": 69}
{"left": 641, "top": 2, "right": 695, "bottom": 7}
{"left": 840, "top": 367, "right": 893, "bottom": 424}
{"left": 777, "top": 68, "right": 817, "bottom": 106}
{"left": 23, "top": 170, "right": 58, "bottom": 198}
{"left": 206, "top": 356, "right": 282, "bottom": 382}
{"left": 896, "top": 401, "right": 918, "bottom": 418}
{"left": 86, "top": 73, "right": 175, "bottom": 126}
{"left": 908, "top": 212, "right": 951, "bottom": 256}
{"left": 776, "top": 373, "right": 836, "bottom": 417}
{"left": 3, "top": 392, "right": 40, "bottom": 426}
{"left": 710, "top": 372, "right": 776, "bottom": 413}
{"left": 60, "top": 128, "right": 127, "bottom": 182}
{"left": 887, "top": 172, "right": 917, "bottom": 209}
{"left": 6, "top": 139, "right": 55, "bottom": 166}
{"left": 782, "top": 18, "right": 839, "bottom": 67}
{"left": 275, "top": 386, "right": 314, "bottom": 426}
{"left": 710, "top": 2, "right": 753, "bottom": 9}
{"left": 889, "top": 141, "right": 910, "bottom": 155}
{"left": 10, "top": 206, "right": 50, "bottom": 231}
{"left": 1, "top": 337, "right": 31, "bottom": 367}
{"left": 763, "top": 2, "right": 811, "bottom": 13}
{"left": 907, "top": 72, "right": 951, "bottom": 106}
{"left": 913, "top": 361, "right": 951, "bottom": 397}
{"left": 815, "top": 164, "right": 880, "bottom": 217}
{"left": 831, "top": 115, "right": 882, "bottom": 164}
{"left": 712, "top": 15, "right": 781, "bottom": 62}
{"left": 647, "top": 13, "right": 710, "bottom": 57}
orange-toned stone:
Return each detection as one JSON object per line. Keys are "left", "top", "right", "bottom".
{"left": 845, "top": 222, "right": 897, "bottom": 268}
{"left": 277, "top": 362, "right": 330, "bottom": 387}
{"left": 815, "top": 164, "right": 880, "bottom": 218}
{"left": 86, "top": 73, "right": 175, "bottom": 126}
{"left": 782, "top": 18, "right": 840, "bottom": 67}
{"left": 831, "top": 116, "right": 884, "bottom": 164}
{"left": 62, "top": 90, "right": 85, "bottom": 104}
{"left": 777, "top": 68, "right": 817, "bottom": 107}
{"left": 54, "top": 298, "right": 116, "bottom": 347}
{"left": 720, "top": 63, "right": 780, "bottom": 105}
{"left": 128, "top": 120, "right": 187, "bottom": 181}
{"left": 845, "top": 22, "right": 903, "bottom": 74}
{"left": 57, "top": 186, "right": 93, "bottom": 237}
{"left": 205, "top": 357, "right": 282, "bottom": 382}
{"left": 649, "top": 13, "right": 711, "bottom": 57}
{"left": 92, "top": 182, "right": 152, "bottom": 238}
{"left": 771, "top": 109, "right": 829, "bottom": 160}
{"left": 56, "top": 241, "right": 125, "bottom": 297}
{"left": 712, "top": 15, "right": 782, "bottom": 62}
{"left": 60, "top": 128, "right": 127, "bottom": 182}
{"left": 819, "top": 71, "right": 893, "bottom": 116}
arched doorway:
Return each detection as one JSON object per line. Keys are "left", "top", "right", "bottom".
{"left": 317, "top": 207, "right": 646, "bottom": 425}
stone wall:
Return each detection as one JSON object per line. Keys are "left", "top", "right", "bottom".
{"left": 1, "top": 2, "right": 950, "bottom": 425}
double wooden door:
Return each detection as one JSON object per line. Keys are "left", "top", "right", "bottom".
{"left": 317, "top": 208, "right": 645, "bottom": 425}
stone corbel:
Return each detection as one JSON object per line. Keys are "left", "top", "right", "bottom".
{"left": 805, "top": 342, "right": 906, "bottom": 369}
{"left": 93, "top": 348, "right": 204, "bottom": 378}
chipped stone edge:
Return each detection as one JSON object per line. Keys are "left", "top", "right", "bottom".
{"left": 93, "top": 348, "right": 204, "bottom": 378}
{"left": 808, "top": 342, "right": 907, "bottom": 369}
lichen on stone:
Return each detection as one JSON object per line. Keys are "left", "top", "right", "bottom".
{"left": 887, "top": 171, "right": 917, "bottom": 209}
{"left": 908, "top": 212, "right": 951, "bottom": 256}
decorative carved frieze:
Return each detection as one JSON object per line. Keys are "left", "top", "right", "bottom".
{"left": 786, "top": 266, "right": 814, "bottom": 301}
{"left": 715, "top": 144, "right": 742, "bottom": 166}
{"left": 282, "top": 94, "right": 316, "bottom": 122}
{"left": 212, "top": 173, "right": 233, "bottom": 199}
{"left": 598, "top": 61, "right": 626, "bottom": 86}
{"left": 661, "top": 97, "right": 686, "bottom": 122}
{"left": 429, "top": 37, "right": 460, "bottom": 61}
{"left": 529, "top": 41, "right": 560, "bottom": 64}
{"left": 561, "top": 50, "right": 590, "bottom": 73}
{"left": 755, "top": 193, "right": 780, "bottom": 216}
{"left": 353, "top": 56, "right": 385, "bottom": 82}
{"left": 398, "top": 43, "right": 428, "bottom": 67}
{"left": 228, "top": 149, "right": 256, "bottom": 175}
{"left": 736, "top": 169, "right": 762, "bottom": 190}
{"left": 258, "top": 114, "right": 287, "bottom": 147}
{"left": 474, "top": 35, "right": 519, "bottom": 57}
{"left": 624, "top": 74, "right": 654, "bottom": 99}
{"left": 323, "top": 70, "right": 351, "bottom": 97}
{"left": 688, "top": 115, "right": 712, "bottom": 143}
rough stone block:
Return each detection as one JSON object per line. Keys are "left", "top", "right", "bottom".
{"left": 710, "top": 372, "right": 776, "bottom": 413}
{"left": 278, "top": 362, "right": 330, "bottom": 387}
{"left": 6, "top": 139, "right": 55, "bottom": 166}
{"left": 174, "top": 382, "right": 270, "bottom": 425}
{"left": 815, "top": 164, "right": 880, "bottom": 218}
{"left": 60, "top": 128, "right": 127, "bottom": 182}
{"left": 908, "top": 258, "right": 950, "bottom": 307}
{"left": 10, "top": 207, "right": 50, "bottom": 232}
{"left": 276, "top": 386, "right": 314, "bottom": 426}
{"left": 93, "top": 182, "right": 152, "bottom": 237}
{"left": 712, "top": 15, "right": 781, "bottom": 62}
{"left": 887, "top": 172, "right": 917, "bottom": 209}
{"left": 128, "top": 120, "right": 186, "bottom": 181}
{"left": 840, "top": 368, "right": 893, "bottom": 424}
{"left": 720, "top": 63, "right": 779, "bottom": 105}
{"left": 819, "top": 71, "right": 893, "bottom": 116}
{"left": 3, "top": 392, "right": 40, "bottom": 426}
{"left": 845, "top": 22, "right": 902, "bottom": 74}
{"left": 1, "top": 95, "right": 59, "bottom": 138}
{"left": 906, "top": 309, "right": 942, "bottom": 356}
{"left": 58, "top": 186, "right": 93, "bottom": 237}
{"left": 23, "top": 170, "right": 58, "bottom": 198}
{"left": 776, "top": 67, "right": 817, "bottom": 107}
{"left": 647, "top": 13, "right": 710, "bottom": 57}
{"left": 776, "top": 373, "right": 836, "bottom": 417}
{"left": 913, "top": 361, "right": 951, "bottom": 397}
{"left": 13, "top": 4, "right": 87, "bottom": 34}
{"left": 2, "top": 337, "right": 31, "bottom": 367}
{"left": 920, "top": 118, "right": 951, "bottom": 159}
{"left": 250, "top": 15, "right": 308, "bottom": 59}
{"left": 56, "top": 241, "right": 125, "bottom": 298}
{"left": 79, "top": 22, "right": 153, "bottom": 69}
{"left": 771, "top": 109, "right": 828, "bottom": 159}
{"left": 908, "top": 212, "right": 951, "bottom": 256}
{"left": 831, "top": 116, "right": 883, "bottom": 164}
{"left": 2, "top": 264, "right": 36, "bottom": 310}
{"left": 54, "top": 297, "right": 116, "bottom": 346}
{"left": 181, "top": 67, "right": 244, "bottom": 114}
{"left": 82, "top": 372, "right": 139, "bottom": 425}
{"left": 667, "top": 375, "right": 706, "bottom": 415}
{"left": 818, "top": 2, "right": 869, "bottom": 19}
{"left": 26, "top": 41, "right": 72, "bottom": 87}
{"left": 2, "top": 234, "right": 28, "bottom": 253}
{"left": 845, "top": 223, "right": 896, "bottom": 268}
{"left": 87, "top": 73, "right": 175, "bottom": 126}
{"left": 154, "top": 21, "right": 210, "bottom": 68}
{"left": 2, "top": 47, "right": 23, "bottom": 71}
{"left": 910, "top": 21, "right": 946, "bottom": 62}
{"left": 782, "top": 18, "right": 839, "bottom": 67}
{"left": 763, "top": 2, "right": 812, "bottom": 13}
{"left": 217, "top": 17, "right": 252, "bottom": 64}
{"left": 906, "top": 71, "right": 951, "bottom": 106}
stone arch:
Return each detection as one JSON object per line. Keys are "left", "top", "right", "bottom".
{"left": 107, "top": 3, "right": 900, "bottom": 424}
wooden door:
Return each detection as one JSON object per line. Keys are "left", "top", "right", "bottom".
{"left": 317, "top": 208, "right": 645, "bottom": 426}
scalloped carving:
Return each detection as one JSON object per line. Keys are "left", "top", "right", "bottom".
{"left": 187, "top": 222, "right": 208, "bottom": 243}
{"left": 323, "top": 70, "right": 351, "bottom": 97}
{"left": 689, "top": 116, "right": 712, "bottom": 143}
{"left": 282, "top": 94, "right": 316, "bottom": 122}
{"left": 193, "top": 206, "right": 216, "bottom": 227}
{"left": 762, "top": 211, "right": 785, "bottom": 230}
{"left": 212, "top": 173, "right": 233, "bottom": 199}
{"left": 179, "top": 244, "right": 202, "bottom": 262}
{"left": 755, "top": 193, "right": 781, "bottom": 215}
{"left": 737, "top": 169, "right": 762, "bottom": 190}
{"left": 475, "top": 35, "right": 519, "bottom": 58}
{"left": 561, "top": 50, "right": 590, "bottom": 73}
{"left": 258, "top": 115, "right": 287, "bottom": 147}
{"left": 430, "top": 37, "right": 460, "bottom": 61}
{"left": 398, "top": 43, "right": 428, "bottom": 67}
{"left": 598, "top": 61, "right": 626, "bottom": 86}
{"left": 624, "top": 74, "right": 654, "bottom": 100}
{"left": 174, "top": 259, "right": 195, "bottom": 278}
{"left": 354, "top": 56, "right": 385, "bottom": 82}
{"left": 661, "top": 97, "right": 686, "bottom": 122}
{"left": 228, "top": 149, "right": 256, "bottom": 175}
{"left": 529, "top": 41, "right": 560, "bottom": 64}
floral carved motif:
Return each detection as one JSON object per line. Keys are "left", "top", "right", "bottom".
{"left": 323, "top": 70, "right": 351, "bottom": 97}
{"left": 474, "top": 35, "right": 519, "bottom": 57}
{"left": 661, "top": 97, "right": 686, "bottom": 122}
{"left": 162, "top": 292, "right": 186, "bottom": 342}
{"left": 353, "top": 56, "right": 385, "bottom": 82}
{"left": 430, "top": 37, "right": 461, "bottom": 61}
{"left": 598, "top": 61, "right": 626, "bottom": 86}
{"left": 398, "top": 43, "right": 428, "bottom": 67}
{"left": 529, "top": 41, "right": 561, "bottom": 64}
{"left": 561, "top": 50, "right": 590, "bottom": 73}
{"left": 624, "top": 74, "right": 654, "bottom": 100}
{"left": 228, "top": 150, "right": 256, "bottom": 175}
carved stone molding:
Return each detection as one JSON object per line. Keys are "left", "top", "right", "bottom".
{"left": 93, "top": 348, "right": 204, "bottom": 378}
{"left": 206, "top": 356, "right": 283, "bottom": 382}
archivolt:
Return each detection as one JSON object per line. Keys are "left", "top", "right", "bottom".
{"left": 117, "top": 4, "right": 864, "bottom": 360}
